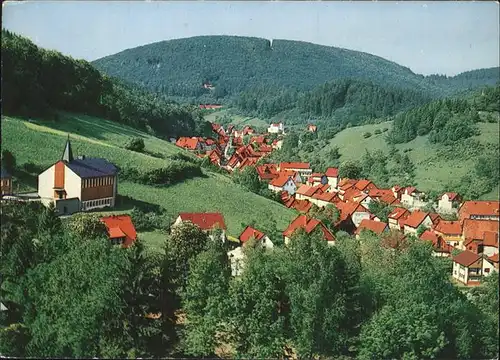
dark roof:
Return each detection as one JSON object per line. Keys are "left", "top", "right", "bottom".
{"left": 0, "top": 168, "right": 11, "bottom": 178}
{"left": 62, "top": 137, "right": 74, "bottom": 162}
{"left": 66, "top": 158, "right": 118, "bottom": 178}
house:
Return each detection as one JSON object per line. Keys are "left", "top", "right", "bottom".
{"left": 432, "top": 220, "right": 462, "bottom": 247}
{"left": 460, "top": 219, "right": 499, "bottom": 254}
{"left": 325, "top": 167, "right": 339, "bottom": 189}
{"left": 199, "top": 104, "right": 223, "bottom": 110}
{"left": 337, "top": 179, "right": 357, "bottom": 198}
{"left": 1, "top": 167, "right": 13, "bottom": 196}
{"left": 228, "top": 225, "right": 274, "bottom": 276}
{"left": 267, "top": 122, "right": 284, "bottom": 134}
{"left": 307, "top": 173, "right": 328, "bottom": 187}
{"left": 343, "top": 188, "right": 372, "bottom": 208}
{"left": 437, "top": 192, "right": 462, "bottom": 213}
{"left": 272, "top": 139, "right": 283, "bottom": 150}
{"left": 355, "top": 219, "right": 389, "bottom": 239}
{"left": 401, "top": 187, "right": 427, "bottom": 209}
{"left": 311, "top": 191, "right": 338, "bottom": 208}
{"left": 173, "top": 212, "right": 227, "bottom": 242}
{"left": 452, "top": 250, "right": 483, "bottom": 285}
{"left": 268, "top": 175, "right": 297, "bottom": 195}
{"left": 306, "top": 124, "right": 317, "bottom": 133}
{"left": 485, "top": 254, "right": 499, "bottom": 272}
{"left": 482, "top": 231, "right": 499, "bottom": 257}
{"left": 278, "top": 162, "right": 312, "bottom": 178}
{"left": 100, "top": 215, "right": 137, "bottom": 248}
{"left": 387, "top": 207, "right": 410, "bottom": 231}
{"left": 354, "top": 179, "right": 377, "bottom": 192}
{"left": 402, "top": 210, "right": 433, "bottom": 235}
{"left": 38, "top": 137, "right": 118, "bottom": 215}
{"left": 419, "top": 230, "right": 452, "bottom": 257}
{"left": 283, "top": 214, "right": 335, "bottom": 246}
{"left": 458, "top": 201, "right": 500, "bottom": 222}
{"left": 336, "top": 201, "right": 371, "bottom": 228}
{"left": 176, "top": 137, "right": 205, "bottom": 151}
{"left": 279, "top": 170, "right": 303, "bottom": 185}
{"left": 256, "top": 164, "right": 279, "bottom": 182}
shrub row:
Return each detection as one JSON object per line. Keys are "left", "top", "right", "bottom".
{"left": 119, "top": 160, "right": 203, "bottom": 186}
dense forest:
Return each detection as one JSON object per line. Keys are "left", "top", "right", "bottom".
{"left": 386, "top": 85, "right": 500, "bottom": 145}
{"left": 1, "top": 30, "right": 211, "bottom": 139}
{"left": 92, "top": 35, "right": 500, "bottom": 103}
{"left": 1, "top": 202, "right": 498, "bottom": 359}
{"left": 234, "top": 79, "right": 432, "bottom": 126}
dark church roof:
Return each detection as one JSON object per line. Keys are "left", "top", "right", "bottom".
{"left": 60, "top": 136, "right": 117, "bottom": 178}
{"left": 66, "top": 158, "right": 117, "bottom": 178}
{"left": 0, "top": 168, "right": 11, "bottom": 178}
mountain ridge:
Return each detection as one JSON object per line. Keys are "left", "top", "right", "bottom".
{"left": 92, "top": 35, "right": 499, "bottom": 101}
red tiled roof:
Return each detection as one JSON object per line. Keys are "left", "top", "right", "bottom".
{"left": 462, "top": 219, "right": 499, "bottom": 241}
{"left": 404, "top": 186, "right": 417, "bottom": 195}
{"left": 379, "top": 193, "right": 399, "bottom": 205}
{"left": 178, "top": 212, "right": 226, "bottom": 230}
{"left": 356, "top": 219, "right": 388, "bottom": 235}
{"left": 293, "top": 199, "right": 313, "bottom": 213}
{"left": 270, "top": 174, "right": 293, "bottom": 188}
{"left": 296, "top": 184, "right": 312, "bottom": 196}
{"left": 443, "top": 192, "right": 459, "bottom": 201}
{"left": 453, "top": 250, "right": 481, "bottom": 267}
{"left": 336, "top": 201, "right": 369, "bottom": 222}
{"left": 433, "top": 220, "right": 462, "bottom": 235}
{"left": 488, "top": 254, "right": 499, "bottom": 263}
{"left": 403, "top": 210, "right": 430, "bottom": 229}
{"left": 483, "top": 231, "right": 499, "bottom": 247}
{"left": 429, "top": 213, "right": 441, "bottom": 224}
{"left": 388, "top": 207, "right": 409, "bottom": 220}
{"left": 420, "top": 229, "right": 439, "bottom": 242}
{"left": 354, "top": 179, "right": 373, "bottom": 191}
{"left": 279, "top": 162, "right": 311, "bottom": 170}
{"left": 325, "top": 167, "right": 339, "bottom": 178}
{"left": 313, "top": 191, "right": 337, "bottom": 203}
{"left": 176, "top": 137, "right": 201, "bottom": 150}
{"left": 304, "top": 184, "right": 324, "bottom": 197}
{"left": 101, "top": 215, "right": 137, "bottom": 248}
{"left": 239, "top": 226, "right": 265, "bottom": 243}
{"left": 283, "top": 215, "right": 335, "bottom": 242}
{"left": 459, "top": 201, "right": 500, "bottom": 220}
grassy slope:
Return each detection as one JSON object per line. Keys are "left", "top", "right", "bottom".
{"left": 304, "top": 121, "right": 499, "bottom": 198}
{"left": 1, "top": 114, "right": 297, "bottom": 250}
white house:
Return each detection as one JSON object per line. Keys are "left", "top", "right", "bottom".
{"left": 325, "top": 167, "right": 339, "bottom": 189}
{"left": 268, "top": 175, "right": 297, "bottom": 195}
{"left": 401, "top": 187, "right": 427, "bottom": 209}
{"left": 228, "top": 226, "right": 274, "bottom": 276}
{"left": 267, "top": 122, "right": 284, "bottom": 134}
{"left": 452, "top": 250, "right": 482, "bottom": 285}
{"left": 438, "top": 192, "right": 462, "bottom": 213}
{"left": 403, "top": 211, "right": 433, "bottom": 235}
{"left": 173, "top": 212, "right": 227, "bottom": 242}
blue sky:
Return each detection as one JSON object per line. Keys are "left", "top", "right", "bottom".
{"left": 2, "top": 1, "right": 499, "bottom": 76}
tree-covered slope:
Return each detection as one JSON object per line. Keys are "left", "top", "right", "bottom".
{"left": 92, "top": 35, "right": 499, "bottom": 101}
{"left": 1, "top": 30, "right": 210, "bottom": 139}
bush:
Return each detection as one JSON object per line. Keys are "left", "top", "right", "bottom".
{"left": 125, "top": 137, "right": 145, "bottom": 152}
{"left": 363, "top": 132, "right": 372, "bottom": 138}
{"left": 374, "top": 129, "right": 382, "bottom": 135}
{"left": 130, "top": 207, "right": 171, "bottom": 232}
{"left": 119, "top": 161, "right": 204, "bottom": 186}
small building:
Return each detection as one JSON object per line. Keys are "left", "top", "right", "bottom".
{"left": 256, "top": 164, "right": 279, "bottom": 182}
{"left": 100, "top": 215, "right": 137, "bottom": 248}
{"left": 460, "top": 219, "right": 499, "bottom": 254}
{"left": 306, "top": 124, "right": 317, "bottom": 133}
{"left": 325, "top": 167, "right": 339, "bottom": 189}
{"left": 355, "top": 219, "right": 389, "bottom": 239}
{"left": 452, "top": 250, "right": 483, "bottom": 286}
{"left": 1, "top": 168, "right": 13, "bottom": 196}
{"left": 228, "top": 225, "right": 274, "bottom": 277}
{"left": 458, "top": 201, "right": 500, "bottom": 222}
{"left": 335, "top": 201, "right": 371, "bottom": 228}
{"left": 419, "top": 230, "right": 452, "bottom": 257}
{"left": 307, "top": 173, "right": 328, "bottom": 187}
{"left": 38, "top": 137, "right": 118, "bottom": 215}
{"left": 403, "top": 210, "right": 433, "bottom": 235}
{"left": 437, "top": 192, "right": 462, "bottom": 213}
{"left": 283, "top": 214, "right": 335, "bottom": 246}
{"left": 278, "top": 162, "right": 312, "bottom": 178}
{"left": 173, "top": 212, "right": 227, "bottom": 243}
{"left": 268, "top": 175, "right": 297, "bottom": 195}
{"left": 401, "top": 187, "right": 426, "bottom": 209}
{"left": 267, "top": 122, "right": 284, "bottom": 134}
{"left": 176, "top": 137, "right": 205, "bottom": 152}
{"left": 432, "top": 220, "right": 462, "bottom": 247}
{"left": 387, "top": 207, "right": 410, "bottom": 231}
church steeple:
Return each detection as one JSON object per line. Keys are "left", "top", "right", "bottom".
{"left": 61, "top": 135, "right": 74, "bottom": 162}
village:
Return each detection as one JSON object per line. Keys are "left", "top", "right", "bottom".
{"left": 1, "top": 120, "right": 498, "bottom": 287}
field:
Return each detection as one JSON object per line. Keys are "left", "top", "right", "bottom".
{"left": 301, "top": 121, "right": 499, "bottom": 197}
{"left": 1, "top": 114, "right": 297, "bottom": 249}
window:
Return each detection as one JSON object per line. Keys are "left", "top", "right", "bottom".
{"left": 485, "top": 268, "right": 490, "bottom": 273}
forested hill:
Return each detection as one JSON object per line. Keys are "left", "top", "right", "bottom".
{"left": 92, "top": 35, "right": 499, "bottom": 101}
{"left": 1, "top": 30, "right": 211, "bottom": 139}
